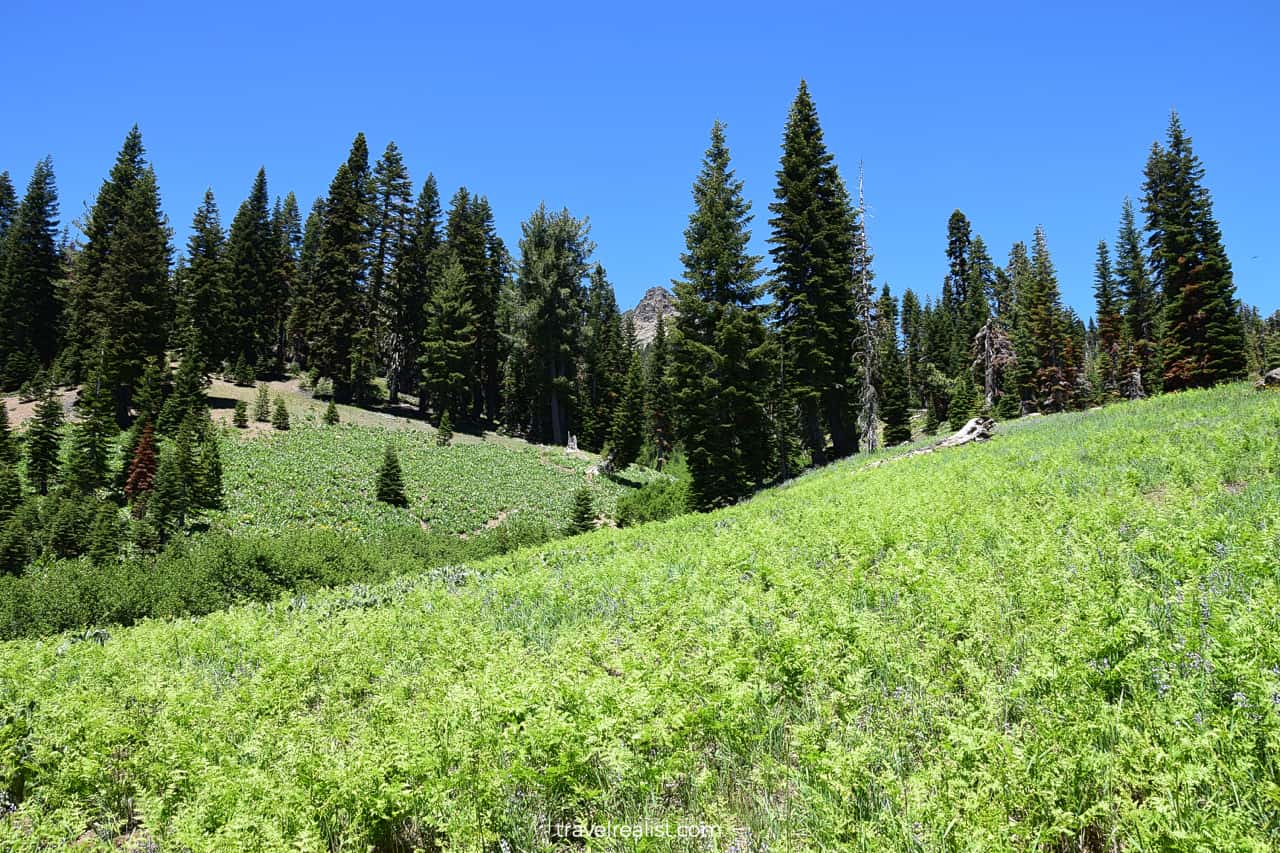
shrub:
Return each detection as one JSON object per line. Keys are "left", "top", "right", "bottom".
{"left": 616, "top": 458, "right": 691, "bottom": 527}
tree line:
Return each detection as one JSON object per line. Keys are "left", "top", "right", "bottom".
{"left": 0, "top": 85, "right": 1274, "bottom": 517}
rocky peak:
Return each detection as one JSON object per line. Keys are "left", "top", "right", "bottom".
{"left": 624, "top": 286, "right": 678, "bottom": 346}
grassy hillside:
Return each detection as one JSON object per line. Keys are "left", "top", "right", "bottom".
{"left": 3, "top": 384, "right": 1279, "bottom": 850}
{"left": 212, "top": 422, "right": 649, "bottom": 539}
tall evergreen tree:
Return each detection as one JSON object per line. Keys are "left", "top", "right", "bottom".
{"left": 1024, "top": 227, "right": 1074, "bottom": 411}
{"left": 767, "top": 81, "right": 859, "bottom": 463}
{"left": 310, "top": 151, "right": 368, "bottom": 402}
{"left": 671, "top": 121, "right": 772, "bottom": 509}
{"left": 1115, "top": 196, "right": 1160, "bottom": 394}
{"left": 578, "top": 264, "right": 626, "bottom": 451}
{"left": 1092, "top": 240, "right": 1123, "bottom": 398}
{"left": 176, "top": 190, "right": 230, "bottom": 366}
{"left": 0, "top": 172, "right": 16, "bottom": 248}
{"left": 645, "top": 315, "right": 675, "bottom": 464}
{"left": 608, "top": 328, "right": 646, "bottom": 469}
{"left": 1142, "top": 111, "right": 1245, "bottom": 390}
{"left": 63, "top": 363, "right": 115, "bottom": 494}
{"left": 0, "top": 157, "right": 62, "bottom": 384}
{"left": 515, "top": 204, "right": 593, "bottom": 445}
{"left": 899, "top": 288, "right": 924, "bottom": 406}
{"left": 419, "top": 256, "right": 476, "bottom": 417}
{"left": 226, "top": 168, "right": 278, "bottom": 367}
{"left": 286, "top": 197, "right": 325, "bottom": 367}
{"left": 369, "top": 143, "right": 414, "bottom": 392}
{"left": 388, "top": 175, "right": 441, "bottom": 405}
{"left": 25, "top": 388, "right": 64, "bottom": 495}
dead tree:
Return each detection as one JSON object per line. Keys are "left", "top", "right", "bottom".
{"left": 972, "top": 318, "right": 1016, "bottom": 410}
{"left": 855, "top": 164, "right": 879, "bottom": 452}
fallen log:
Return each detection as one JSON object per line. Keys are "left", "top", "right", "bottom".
{"left": 867, "top": 417, "right": 996, "bottom": 468}
{"left": 1256, "top": 368, "right": 1280, "bottom": 391}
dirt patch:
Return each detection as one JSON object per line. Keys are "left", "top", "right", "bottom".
{"left": 4, "top": 388, "right": 78, "bottom": 428}
{"left": 1223, "top": 481, "right": 1247, "bottom": 495}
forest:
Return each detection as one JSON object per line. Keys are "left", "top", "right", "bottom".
{"left": 2, "top": 78, "right": 1279, "bottom": 849}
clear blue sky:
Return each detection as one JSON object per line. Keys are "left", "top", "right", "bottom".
{"left": 3, "top": 0, "right": 1276, "bottom": 317}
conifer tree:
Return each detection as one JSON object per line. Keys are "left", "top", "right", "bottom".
{"left": 226, "top": 168, "right": 278, "bottom": 368}
{"left": 270, "top": 192, "right": 302, "bottom": 365}
{"left": 1142, "top": 111, "right": 1246, "bottom": 389}
{"left": 567, "top": 486, "right": 595, "bottom": 534}
{"left": 0, "top": 402, "right": 17, "bottom": 466}
{"left": 0, "top": 172, "right": 16, "bottom": 249}
{"left": 878, "top": 334, "right": 912, "bottom": 446}
{"left": 177, "top": 190, "right": 230, "bottom": 366}
{"left": 86, "top": 502, "right": 121, "bottom": 565}
{"left": 271, "top": 396, "right": 290, "bottom": 430}
{"left": 63, "top": 365, "right": 115, "bottom": 494}
{"left": 0, "top": 457, "right": 22, "bottom": 526}
{"left": 1115, "top": 196, "right": 1159, "bottom": 394}
{"left": 609, "top": 344, "right": 646, "bottom": 470}
{"left": 645, "top": 315, "right": 675, "bottom": 464}
{"left": 193, "top": 437, "right": 223, "bottom": 510}
{"left": 436, "top": 409, "right": 452, "bottom": 446}
{"left": 286, "top": 197, "right": 325, "bottom": 366}
{"left": 767, "top": 82, "right": 859, "bottom": 463}
{"left": 67, "top": 128, "right": 172, "bottom": 424}
{"left": 1092, "top": 240, "right": 1123, "bottom": 399}
{"left": 0, "top": 157, "right": 62, "bottom": 384}
{"left": 671, "top": 122, "right": 772, "bottom": 509}
{"left": 376, "top": 444, "right": 407, "bottom": 506}
{"left": 25, "top": 388, "right": 64, "bottom": 495}
{"left": 322, "top": 399, "right": 339, "bottom": 426}
{"left": 947, "top": 375, "right": 979, "bottom": 431}
{"left": 899, "top": 288, "right": 924, "bottom": 405}
{"left": 579, "top": 265, "right": 626, "bottom": 450}
{"left": 148, "top": 443, "right": 190, "bottom": 538}
{"left": 254, "top": 383, "right": 271, "bottom": 422}
{"left": 388, "top": 175, "right": 441, "bottom": 405}
{"left": 233, "top": 399, "right": 249, "bottom": 428}
{"left": 419, "top": 256, "right": 476, "bottom": 416}
{"left": 369, "top": 142, "right": 414, "bottom": 381}
{"left": 157, "top": 339, "right": 207, "bottom": 434}
{"left": 1022, "top": 227, "right": 1073, "bottom": 411}
{"left": 124, "top": 421, "right": 158, "bottom": 515}
{"left": 310, "top": 152, "right": 368, "bottom": 402}
{"left": 516, "top": 204, "right": 593, "bottom": 445}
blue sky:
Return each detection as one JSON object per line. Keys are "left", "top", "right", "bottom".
{"left": 2, "top": 0, "right": 1276, "bottom": 317}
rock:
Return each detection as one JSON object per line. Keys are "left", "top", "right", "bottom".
{"left": 1256, "top": 368, "right": 1280, "bottom": 390}
{"left": 623, "top": 286, "right": 678, "bottom": 346}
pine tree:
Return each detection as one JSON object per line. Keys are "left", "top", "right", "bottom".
{"left": 947, "top": 375, "right": 979, "bottom": 431}
{"left": 225, "top": 168, "right": 278, "bottom": 368}
{"left": 254, "top": 383, "right": 271, "bottom": 421}
{"left": 376, "top": 444, "right": 407, "bottom": 506}
{"left": 579, "top": 265, "right": 626, "bottom": 451}
{"left": 271, "top": 396, "right": 290, "bottom": 430}
{"left": 1023, "top": 227, "right": 1074, "bottom": 411}
{"left": 233, "top": 399, "right": 249, "bottom": 428}
{"left": 767, "top": 81, "right": 859, "bottom": 463}
{"left": 124, "top": 421, "right": 158, "bottom": 515}
{"left": 66, "top": 128, "right": 172, "bottom": 424}
{"left": 436, "top": 409, "right": 453, "bottom": 446}
{"left": 157, "top": 339, "right": 207, "bottom": 434}
{"left": 1143, "top": 111, "right": 1246, "bottom": 390}
{"left": 1115, "top": 197, "right": 1160, "bottom": 395}
{"left": 0, "top": 172, "right": 16, "bottom": 249}
{"left": 609, "top": 345, "right": 646, "bottom": 470}
{"left": 0, "top": 157, "right": 62, "bottom": 384}
{"left": 419, "top": 256, "right": 476, "bottom": 417}
{"left": 310, "top": 151, "right": 369, "bottom": 402}
{"left": 86, "top": 502, "right": 121, "bottom": 565}
{"left": 900, "top": 288, "right": 924, "bottom": 405}
{"left": 270, "top": 192, "right": 302, "bottom": 367}
{"left": 0, "top": 402, "right": 17, "bottom": 466}
{"left": 177, "top": 190, "right": 230, "bottom": 366}
{"left": 322, "top": 399, "right": 339, "bottom": 426}
{"left": 879, "top": 337, "right": 912, "bottom": 446}
{"left": 516, "top": 204, "right": 593, "bottom": 445}
{"left": 566, "top": 485, "right": 594, "bottom": 534}
{"left": 63, "top": 364, "right": 115, "bottom": 494}
{"left": 148, "top": 444, "right": 189, "bottom": 538}
{"left": 193, "top": 436, "right": 223, "bottom": 510}
{"left": 672, "top": 122, "right": 772, "bottom": 509}
{"left": 1092, "top": 240, "right": 1123, "bottom": 399}
{"left": 0, "top": 458, "right": 22, "bottom": 526}
{"left": 645, "top": 315, "right": 674, "bottom": 464}
{"left": 369, "top": 142, "right": 414, "bottom": 393}
{"left": 285, "top": 197, "right": 325, "bottom": 367}
{"left": 388, "top": 175, "right": 441, "bottom": 405}
{"left": 25, "top": 388, "right": 64, "bottom": 495}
